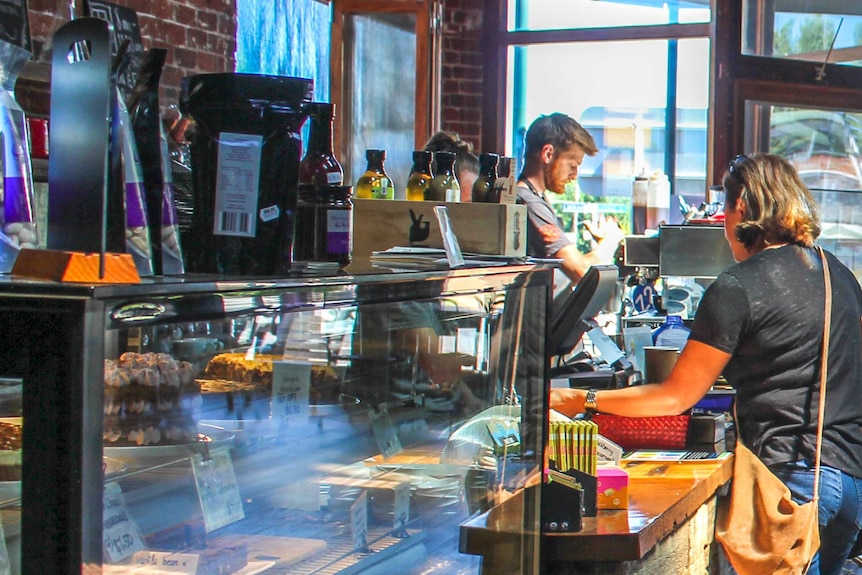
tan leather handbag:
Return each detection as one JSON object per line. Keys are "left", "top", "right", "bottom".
{"left": 715, "top": 247, "right": 830, "bottom": 575}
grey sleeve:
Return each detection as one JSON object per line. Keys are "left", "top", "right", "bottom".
{"left": 516, "top": 185, "right": 572, "bottom": 258}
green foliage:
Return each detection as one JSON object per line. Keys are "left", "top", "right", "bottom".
{"left": 798, "top": 15, "right": 835, "bottom": 53}
{"left": 774, "top": 21, "right": 794, "bottom": 57}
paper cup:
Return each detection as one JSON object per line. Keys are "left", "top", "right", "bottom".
{"left": 644, "top": 346, "right": 678, "bottom": 384}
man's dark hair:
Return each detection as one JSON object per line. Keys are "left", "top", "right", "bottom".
{"left": 523, "top": 113, "right": 598, "bottom": 158}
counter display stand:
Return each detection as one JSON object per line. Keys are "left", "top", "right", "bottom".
{"left": 462, "top": 456, "right": 733, "bottom": 574}
{"left": 0, "top": 264, "right": 550, "bottom": 575}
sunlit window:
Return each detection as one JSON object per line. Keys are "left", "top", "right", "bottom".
{"left": 236, "top": 0, "right": 331, "bottom": 101}
{"left": 502, "top": 3, "right": 711, "bottom": 235}
{"left": 742, "top": 1, "right": 862, "bottom": 67}
{"left": 508, "top": 0, "right": 710, "bottom": 31}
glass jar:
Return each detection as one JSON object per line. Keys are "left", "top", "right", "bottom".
{"left": 293, "top": 184, "right": 353, "bottom": 266}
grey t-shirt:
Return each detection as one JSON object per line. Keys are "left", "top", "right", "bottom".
{"left": 516, "top": 183, "right": 572, "bottom": 258}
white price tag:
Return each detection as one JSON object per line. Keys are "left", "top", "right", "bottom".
{"left": 129, "top": 551, "right": 199, "bottom": 574}
{"left": 271, "top": 360, "right": 311, "bottom": 424}
{"left": 102, "top": 482, "right": 147, "bottom": 564}
{"left": 368, "top": 404, "right": 402, "bottom": 459}
{"left": 191, "top": 447, "right": 245, "bottom": 533}
{"left": 393, "top": 481, "right": 410, "bottom": 531}
{"left": 350, "top": 491, "right": 368, "bottom": 552}
{"left": 433, "top": 205, "right": 465, "bottom": 268}
{"left": 0, "top": 517, "right": 10, "bottom": 575}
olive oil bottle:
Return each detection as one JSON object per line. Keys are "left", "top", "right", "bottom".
{"left": 471, "top": 153, "right": 500, "bottom": 203}
{"left": 354, "top": 149, "right": 395, "bottom": 199}
{"left": 405, "top": 150, "right": 434, "bottom": 201}
{"left": 426, "top": 151, "right": 459, "bottom": 202}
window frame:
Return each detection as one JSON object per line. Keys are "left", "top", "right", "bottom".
{"left": 713, "top": 0, "right": 862, "bottom": 184}
{"left": 483, "top": 0, "right": 862, "bottom": 193}
{"left": 330, "top": 0, "right": 442, "bottom": 170}
{"left": 480, "top": 1, "right": 710, "bottom": 182}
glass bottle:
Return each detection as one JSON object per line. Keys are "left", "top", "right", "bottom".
{"left": 405, "top": 150, "right": 434, "bottom": 201}
{"left": 652, "top": 314, "right": 691, "bottom": 350}
{"left": 426, "top": 151, "right": 460, "bottom": 202}
{"left": 299, "top": 102, "right": 343, "bottom": 187}
{"left": 646, "top": 169, "right": 670, "bottom": 230}
{"left": 471, "top": 152, "right": 499, "bottom": 203}
{"left": 632, "top": 169, "right": 649, "bottom": 234}
{"left": 354, "top": 149, "right": 395, "bottom": 199}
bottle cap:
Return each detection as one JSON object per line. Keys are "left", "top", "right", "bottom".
{"left": 306, "top": 102, "right": 335, "bottom": 119}
{"left": 413, "top": 150, "right": 432, "bottom": 162}
{"left": 367, "top": 149, "right": 385, "bottom": 161}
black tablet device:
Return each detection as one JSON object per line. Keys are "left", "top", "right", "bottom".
{"left": 548, "top": 264, "right": 619, "bottom": 359}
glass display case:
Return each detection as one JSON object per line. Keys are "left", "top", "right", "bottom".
{"left": 0, "top": 263, "right": 550, "bottom": 575}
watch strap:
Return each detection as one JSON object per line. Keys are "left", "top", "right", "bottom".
{"left": 584, "top": 388, "right": 598, "bottom": 413}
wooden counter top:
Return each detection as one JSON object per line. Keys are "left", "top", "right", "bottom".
{"left": 460, "top": 456, "right": 732, "bottom": 564}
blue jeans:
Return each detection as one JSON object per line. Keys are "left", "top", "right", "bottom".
{"left": 769, "top": 461, "right": 862, "bottom": 575}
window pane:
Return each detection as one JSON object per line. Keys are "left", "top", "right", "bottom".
{"left": 344, "top": 13, "right": 416, "bottom": 195}
{"left": 236, "top": 0, "right": 331, "bottom": 100}
{"left": 506, "top": 39, "right": 709, "bottom": 234}
{"left": 742, "top": 0, "right": 862, "bottom": 67}
{"left": 507, "top": 0, "right": 710, "bottom": 32}
{"left": 747, "top": 102, "right": 862, "bottom": 279}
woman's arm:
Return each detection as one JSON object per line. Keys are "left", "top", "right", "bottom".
{"left": 549, "top": 339, "right": 732, "bottom": 418}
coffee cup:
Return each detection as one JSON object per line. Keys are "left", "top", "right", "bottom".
{"left": 644, "top": 346, "right": 679, "bottom": 384}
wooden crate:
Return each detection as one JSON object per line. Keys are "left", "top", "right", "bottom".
{"left": 352, "top": 199, "right": 527, "bottom": 258}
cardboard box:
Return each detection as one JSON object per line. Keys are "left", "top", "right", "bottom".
{"left": 596, "top": 465, "right": 629, "bottom": 509}
{"left": 352, "top": 199, "right": 527, "bottom": 259}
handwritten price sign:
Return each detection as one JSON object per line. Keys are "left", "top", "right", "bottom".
{"left": 103, "top": 482, "right": 147, "bottom": 563}
{"left": 191, "top": 447, "right": 244, "bottom": 533}
{"left": 271, "top": 361, "right": 311, "bottom": 425}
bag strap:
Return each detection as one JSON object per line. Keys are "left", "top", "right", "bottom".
{"left": 812, "top": 246, "right": 831, "bottom": 502}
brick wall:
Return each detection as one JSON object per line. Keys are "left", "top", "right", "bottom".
{"left": 439, "top": 0, "right": 485, "bottom": 152}
{"left": 20, "top": 0, "right": 236, "bottom": 114}
{"left": 18, "top": 0, "right": 485, "bottom": 147}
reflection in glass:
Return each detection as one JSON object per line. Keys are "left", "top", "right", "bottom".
{"left": 344, "top": 13, "right": 417, "bottom": 195}
{"left": 746, "top": 102, "right": 862, "bottom": 280}
{"left": 742, "top": 1, "right": 862, "bottom": 67}
{"left": 506, "top": 38, "right": 709, "bottom": 233}
{"left": 507, "top": 0, "right": 710, "bottom": 31}
{"left": 99, "top": 272, "right": 547, "bottom": 574}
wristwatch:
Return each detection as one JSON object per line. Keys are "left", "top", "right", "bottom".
{"left": 584, "top": 388, "right": 598, "bottom": 414}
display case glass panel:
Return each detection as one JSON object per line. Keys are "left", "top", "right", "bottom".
{"left": 83, "top": 267, "right": 548, "bottom": 575}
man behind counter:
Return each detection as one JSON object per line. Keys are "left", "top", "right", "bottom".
{"left": 517, "top": 113, "right": 623, "bottom": 283}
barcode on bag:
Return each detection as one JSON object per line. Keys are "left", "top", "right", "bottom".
{"left": 216, "top": 211, "right": 253, "bottom": 236}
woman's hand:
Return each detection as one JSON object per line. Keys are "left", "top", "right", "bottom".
{"left": 549, "top": 387, "right": 587, "bottom": 419}
{"left": 548, "top": 341, "right": 732, "bottom": 419}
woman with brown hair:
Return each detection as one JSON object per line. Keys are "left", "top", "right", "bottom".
{"left": 551, "top": 153, "right": 862, "bottom": 575}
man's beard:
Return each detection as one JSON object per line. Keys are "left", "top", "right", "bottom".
{"left": 542, "top": 162, "right": 567, "bottom": 194}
